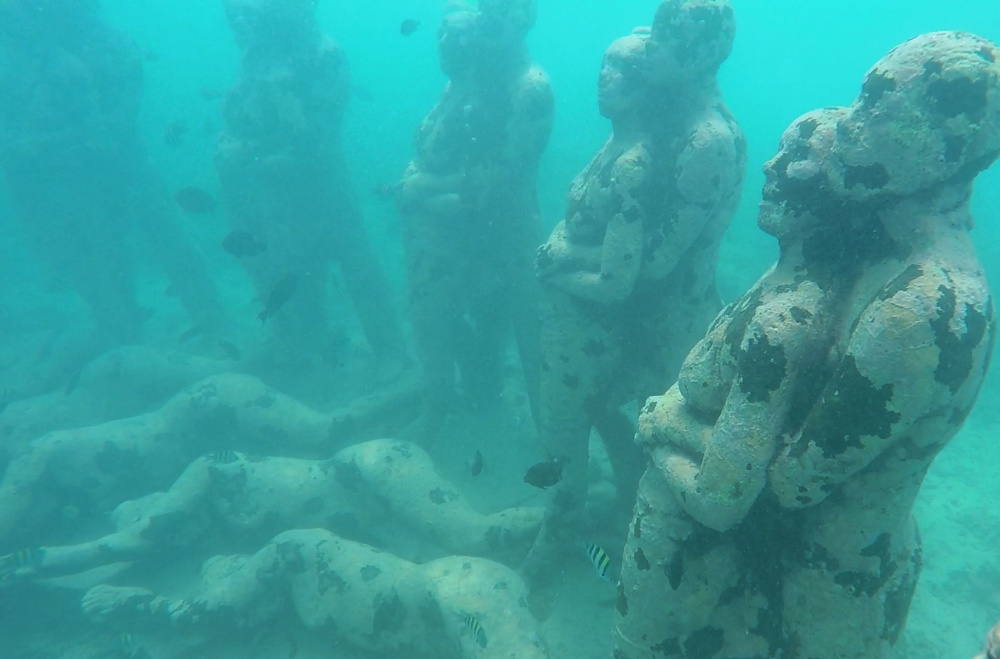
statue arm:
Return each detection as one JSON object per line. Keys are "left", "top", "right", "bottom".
{"left": 463, "top": 69, "right": 553, "bottom": 215}
{"left": 500, "top": 67, "right": 554, "bottom": 172}
{"left": 538, "top": 152, "right": 648, "bottom": 303}
{"left": 644, "top": 118, "right": 743, "bottom": 276}
{"left": 640, "top": 284, "right": 826, "bottom": 531}
{"left": 771, "top": 272, "right": 994, "bottom": 507}
{"left": 0, "top": 457, "right": 214, "bottom": 582}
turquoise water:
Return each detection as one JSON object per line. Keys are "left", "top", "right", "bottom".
{"left": 100, "top": 0, "right": 1000, "bottom": 297}
{"left": 1, "top": 1, "right": 998, "bottom": 657}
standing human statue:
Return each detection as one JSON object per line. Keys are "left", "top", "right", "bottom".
{"left": 526, "top": 0, "right": 744, "bottom": 577}
{"left": 217, "top": 0, "right": 406, "bottom": 370}
{"left": 396, "top": 0, "right": 553, "bottom": 441}
{"left": 0, "top": 0, "right": 226, "bottom": 346}
{"left": 614, "top": 31, "right": 999, "bottom": 658}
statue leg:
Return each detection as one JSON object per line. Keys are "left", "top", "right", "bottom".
{"left": 339, "top": 439, "right": 542, "bottom": 563}
{"left": 400, "top": 210, "right": 466, "bottom": 443}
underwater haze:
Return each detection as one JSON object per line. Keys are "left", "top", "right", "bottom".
{"left": 0, "top": 1, "right": 998, "bottom": 658}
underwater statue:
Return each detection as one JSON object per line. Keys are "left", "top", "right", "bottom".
{"left": 396, "top": 0, "right": 553, "bottom": 441}
{"left": 217, "top": 0, "right": 405, "bottom": 370}
{"left": 526, "top": 0, "right": 745, "bottom": 579}
{"left": 79, "top": 528, "right": 548, "bottom": 659}
{"left": 0, "top": 438, "right": 542, "bottom": 580}
{"left": 1, "top": 438, "right": 546, "bottom": 658}
{"left": 0, "top": 0, "right": 226, "bottom": 346}
{"left": 614, "top": 30, "right": 1000, "bottom": 659}
{"left": 0, "top": 372, "right": 420, "bottom": 549}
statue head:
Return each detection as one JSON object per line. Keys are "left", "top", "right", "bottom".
{"left": 760, "top": 32, "right": 1000, "bottom": 242}
{"left": 437, "top": 9, "right": 479, "bottom": 82}
{"left": 647, "top": 0, "right": 735, "bottom": 85}
{"left": 475, "top": 0, "right": 536, "bottom": 50}
{"left": 758, "top": 108, "right": 846, "bottom": 238}
{"left": 833, "top": 31, "right": 1000, "bottom": 200}
{"left": 598, "top": 34, "right": 649, "bottom": 120}
{"left": 0, "top": 0, "right": 102, "bottom": 44}
{"left": 223, "top": 0, "right": 318, "bottom": 51}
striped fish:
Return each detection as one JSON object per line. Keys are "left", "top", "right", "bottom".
{"left": 120, "top": 632, "right": 143, "bottom": 658}
{"left": 1, "top": 547, "right": 42, "bottom": 580}
{"left": 585, "top": 543, "right": 612, "bottom": 582}
{"left": 13, "top": 548, "right": 32, "bottom": 568}
{"left": 372, "top": 182, "right": 397, "bottom": 201}
{"left": 464, "top": 613, "right": 487, "bottom": 648}
{"left": 13, "top": 547, "right": 42, "bottom": 570}
{"left": 0, "top": 386, "right": 13, "bottom": 414}
{"left": 163, "top": 120, "right": 188, "bottom": 147}
{"left": 207, "top": 450, "right": 239, "bottom": 464}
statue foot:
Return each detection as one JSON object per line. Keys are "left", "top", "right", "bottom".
{"left": 82, "top": 584, "right": 156, "bottom": 623}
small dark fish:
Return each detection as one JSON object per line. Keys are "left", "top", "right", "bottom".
{"left": 178, "top": 325, "right": 205, "bottom": 343}
{"left": 207, "top": 450, "right": 239, "bottom": 464}
{"left": 523, "top": 458, "right": 564, "bottom": 489}
{"left": 199, "top": 85, "right": 223, "bottom": 101}
{"left": 222, "top": 230, "right": 267, "bottom": 258}
{"left": 258, "top": 273, "right": 298, "bottom": 323}
{"left": 463, "top": 613, "right": 487, "bottom": 648}
{"left": 0, "top": 386, "right": 14, "bottom": 414}
{"left": 163, "top": 120, "right": 188, "bottom": 147}
{"left": 467, "top": 449, "right": 483, "bottom": 477}
{"left": 5, "top": 547, "right": 43, "bottom": 572}
{"left": 120, "top": 632, "right": 137, "bottom": 657}
{"left": 120, "top": 631, "right": 150, "bottom": 658}
{"left": 63, "top": 366, "right": 84, "bottom": 396}
{"left": 585, "top": 543, "right": 612, "bottom": 582}
{"left": 174, "top": 186, "right": 217, "bottom": 214}
{"left": 400, "top": 19, "right": 420, "bottom": 36}
{"left": 372, "top": 182, "right": 397, "bottom": 200}
{"left": 217, "top": 339, "right": 242, "bottom": 362}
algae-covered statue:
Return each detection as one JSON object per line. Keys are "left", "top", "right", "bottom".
{"left": 0, "top": 439, "right": 542, "bottom": 579}
{"left": 81, "top": 529, "right": 548, "bottom": 659}
{"left": 1, "top": 436, "right": 546, "bottom": 657}
{"left": 218, "top": 0, "right": 405, "bottom": 369}
{"left": 0, "top": 372, "right": 419, "bottom": 548}
{"left": 0, "top": 0, "right": 226, "bottom": 345}
{"left": 397, "top": 0, "right": 553, "bottom": 441}
{"left": 527, "top": 0, "right": 744, "bottom": 577}
{"left": 615, "top": 30, "right": 1000, "bottom": 659}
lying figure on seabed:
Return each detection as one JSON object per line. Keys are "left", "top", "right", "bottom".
{"left": 1, "top": 439, "right": 546, "bottom": 658}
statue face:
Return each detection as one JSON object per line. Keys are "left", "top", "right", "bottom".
{"left": 597, "top": 36, "right": 646, "bottom": 120}
{"left": 223, "top": 0, "right": 263, "bottom": 49}
{"left": 833, "top": 31, "right": 1000, "bottom": 197}
{"left": 437, "top": 10, "right": 477, "bottom": 81}
{"left": 0, "top": 0, "right": 101, "bottom": 42}
{"left": 223, "top": 0, "right": 316, "bottom": 50}
{"left": 758, "top": 108, "right": 845, "bottom": 238}
{"left": 475, "top": 0, "right": 536, "bottom": 47}
{"left": 648, "top": 0, "right": 735, "bottom": 83}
